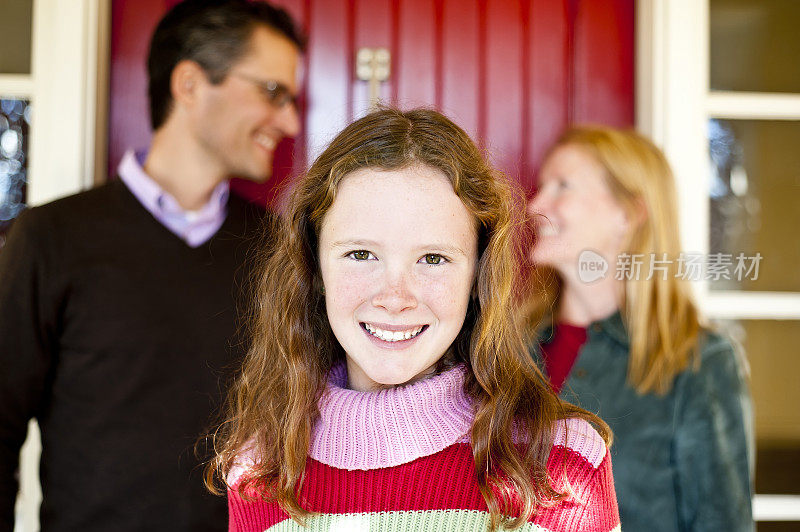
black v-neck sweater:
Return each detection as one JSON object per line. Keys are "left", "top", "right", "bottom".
{"left": 0, "top": 180, "right": 270, "bottom": 531}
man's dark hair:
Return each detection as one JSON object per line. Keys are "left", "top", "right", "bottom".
{"left": 147, "top": 0, "right": 306, "bottom": 130}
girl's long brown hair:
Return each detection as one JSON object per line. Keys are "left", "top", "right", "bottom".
{"left": 206, "top": 108, "right": 610, "bottom": 530}
{"left": 524, "top": 126, "right": 703, "bottom": 395}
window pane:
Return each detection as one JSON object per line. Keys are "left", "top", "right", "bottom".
{"left": 710, "top": 0, "right": 800, "bottom": 94}
{"left": 0, "top": 99, "right": 30, "bottom": 251}
{"left": 708, "top": 119, "right": 800, "bottom": 292}
{"left": 717, "top": 319, "right": 800, "bottom": 495}
{"left": 709, "top": 0, "right": 800, "bottom": 92}
{"left": 0, "top": 0, "right": 33, "bottom": 74}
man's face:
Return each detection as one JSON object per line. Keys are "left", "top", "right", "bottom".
{"left": 191, "top": 26, "right": 301, "bottom": 182}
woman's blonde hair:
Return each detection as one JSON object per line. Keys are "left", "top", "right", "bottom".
{"left": 206, "top": 108, "right": 609, "bottom": 530}
{"left": 525, "top": 126, "right": 703, "bottom": 395}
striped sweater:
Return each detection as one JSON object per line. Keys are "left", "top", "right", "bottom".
{"left": 228, "top": 365, "right": 620, "bottom": 531}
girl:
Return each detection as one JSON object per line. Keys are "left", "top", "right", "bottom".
{"left": 208, "top": 109, "right": 620, "bottom": 531}
{"left": 524, "top": 126, "right": 752, "bottom": 531}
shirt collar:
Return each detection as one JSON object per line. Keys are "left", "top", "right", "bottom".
{"left": 117, "top": 149, "right": 230, "bottom": 222}
{"left": 589, "top": 310, "right": 629, "bottom": 346}
{"left": 538, "top": 309, "right": 629, "bottom": 348}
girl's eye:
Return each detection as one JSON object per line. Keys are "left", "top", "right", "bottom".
{"left": 420, "top": 254, "right": 445, "bottom": 265}
{"left": 348, "top": 250, "right": 373, "bottom": 261}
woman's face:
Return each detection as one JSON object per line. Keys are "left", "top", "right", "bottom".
{"left": 528, "top": 144, "right": 631, "bottom": 278}
{"left": 318, "top": 165, "right": 478, "bottom": 392}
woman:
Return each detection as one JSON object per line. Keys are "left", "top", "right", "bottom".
{"left": 524, "top": 126, "right": 752, "bottom": 531}
{"left": 206, "top": 109, "right": 620, "bottom": 531}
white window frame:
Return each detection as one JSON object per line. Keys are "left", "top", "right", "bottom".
{"left": 0, "top": 0, "right": 109, "bottom": 207}
{"left": 0, "top": 2, "right": 109, "bottom": 530}
{"left": 637, "top": 0, "right": 800, "bottom": 521}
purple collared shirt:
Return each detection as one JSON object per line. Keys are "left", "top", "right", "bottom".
{"left": 117, "top": 149, "right": 229, "bottom": 247}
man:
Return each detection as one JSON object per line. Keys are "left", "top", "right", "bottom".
{"left": 0, "top": 1, "right": 303, "bottom": 530}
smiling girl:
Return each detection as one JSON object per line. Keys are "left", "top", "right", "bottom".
{"left": 206, "top": 109, "right": 620, "bottom": 531}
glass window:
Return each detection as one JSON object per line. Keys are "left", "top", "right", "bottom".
{"left": 717, "top": 319, "right": 800, "bottom": 496}
{"left": 0, "top": 0, "right": 33, "bottom": 74}
{"left": 708, "top": 119, "right": 800, "bottom": 292}
{"left": 710, "top": 0, "right": 800, "bottom": 93}
{"left": 720, "top": 319, "right": 800, "bottom": 444}
{"left": 0, "top": 98, "right": 30, "bottom": 250}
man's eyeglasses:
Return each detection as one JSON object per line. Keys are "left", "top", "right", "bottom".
{"left": 230, "top": 73, "right": 298, "bottom": 109}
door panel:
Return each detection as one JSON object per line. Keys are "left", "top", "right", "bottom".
{"left": 353, "top": 0, "right": 392, "bottom": 118}
{"left": 396, "top": 0, "right": 438, "bottom": 108}
{"left": 304, "top": 0, "right": 349, "bottom": 171}
{"left": 441, "top": 1, "right": 480, "bottom": 138}
{"left": 109, "top": 0, "right": 634, "bottom": 204}
{"left": 573, "top": 0, "right": 635, "bottom": 126}
{"left": 528, "top": 0, "right": 569, "bottom": 173}
{"left": 486, "top": 0, "right": 525, "bottom": 173}
{"left": 108, "top": 0, "right": 167, "bottom": 178}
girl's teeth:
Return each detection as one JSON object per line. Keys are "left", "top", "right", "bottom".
{"left": 364, "top": 324, "right": 423, "bottom": 342}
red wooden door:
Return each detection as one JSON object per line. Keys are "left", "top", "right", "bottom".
{"left": 109, "top": 0, "right": 633, "bottom": 204}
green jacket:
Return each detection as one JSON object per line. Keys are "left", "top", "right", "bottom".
{"left": 534, "top": 311, "right": 753, "bottom": 532}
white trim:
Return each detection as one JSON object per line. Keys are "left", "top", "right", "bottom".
{"left": 709, "top": 91, "right": 800, "bottom": 120}
{"left": 636, "top": 0, "right": 710, "bottom": 283}
{"left": 86, "top": 0, "right": 110, "bottom": 187}
{"left": 635, "top": 0, "right": 664, "bottom": 146}
{"left": 704, "top": 292, "right": 800, "bottom": 320}
{"left": 0, "top": 75, "right": 34, "bottom": 98}
{"left": 28, "top": 0, "right": 105, "bottom": 206}
{"left": 13, "top": 422, "right": 41, "bottom": 532}
{"left": 753, "top": 494, "right": 800, "bottom": 521}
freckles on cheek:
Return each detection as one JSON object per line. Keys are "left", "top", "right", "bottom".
{"left": 330, "top": 286, "right": 363, "bottom": 306}
{"left": 329, "top": 271, "right": 372, "bottom": 305}
{"left": 422, "top": 275, "right": 470, "bottom": 308}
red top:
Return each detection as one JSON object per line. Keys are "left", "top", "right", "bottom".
{"left": 541, "top": 323, "right": 588, "bottom": 393}
{"left": 226, "top": 365, "right": 620, "bottom": 531}
{"left": 229, "top": 441, "right": 619, "bottom": 531}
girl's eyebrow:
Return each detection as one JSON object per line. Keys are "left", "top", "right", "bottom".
{"left": 330, "top": 239, "right": 380, "bottom": 248}
{"left": 330, "top": 239, "right": 468, "bottom": 258}
{"left": 415, "top": 244, "right": 469, "bottom": 258}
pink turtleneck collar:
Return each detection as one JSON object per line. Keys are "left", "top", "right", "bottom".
{"left": 227, "top": 363, "right": 607, "bottom": 487}
{"left": 309, "top": 363, "right": 475, "bottom": 471}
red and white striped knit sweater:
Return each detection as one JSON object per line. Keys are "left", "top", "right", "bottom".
{"left": 227, "top": 364, "right": 620, "bottom": 531}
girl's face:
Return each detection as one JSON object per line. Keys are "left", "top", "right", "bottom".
{"left": 318, "top": 165, "right": 478, "bottom": 392}
{"left": 528, "top": 144, "right": 631, "bottom": 279}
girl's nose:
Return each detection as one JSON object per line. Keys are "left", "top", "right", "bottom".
{"left": 371, "top": 270, "right": 417, "bottom": 313}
